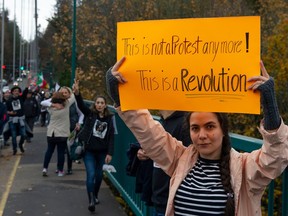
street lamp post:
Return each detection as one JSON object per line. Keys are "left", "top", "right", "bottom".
{"left": 13, "top": 0, "right": 16, "bottom": 82}
{"left": 34, "top": 0, "right": 38, "bottom": 75}
{"left": 0, "top": 0, "right": 5, "bottom": 103}
{"left": 71, "top": 0, "right": 76, "bottom": 87}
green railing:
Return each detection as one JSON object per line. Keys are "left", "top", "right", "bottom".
{"left": 230, "top": 132, "right": 288, "bottom": 216}
{"left": 86, "top": 102, "right": 287, "bottom": 216}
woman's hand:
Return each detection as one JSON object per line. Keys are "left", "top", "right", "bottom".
{"left": 106, "top": 56, "right": 127, "bottom": 107}
{"left": 72, "top": 79, "right": 80, "bottom": 95}
{"left": 247, "top": 61, "right": 269, "bottom": 91}
{"left": 105, "top": 155, "right": 112, "bottom": 164}
{"left": 137, "top": 149, "right": 149, "bottom": 161}
{"left": 111, "top": 56, "right": 127, "bottom": 84}
{"left": 75, "top": 123, "right": 81, "bottom": 131}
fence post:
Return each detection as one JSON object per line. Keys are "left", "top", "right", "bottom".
{"left": 282, "top": 168, "right": 288, "bottom": 216}
{"left": 268, "top": 180, "right": 275, "bottom": 216}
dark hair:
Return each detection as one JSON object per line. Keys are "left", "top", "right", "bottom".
{"left": 90, "top": 95, "right": 111, "bottom": 117}
{"left": 51, "top": 92, "right": 67, "bottom": 106}
{"left": 186, "top": 112, "right": 235, "bottom": 215}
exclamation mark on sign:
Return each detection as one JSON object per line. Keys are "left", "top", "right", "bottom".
{"left": 245, "top": 32, "right": 249, "bottom": 53}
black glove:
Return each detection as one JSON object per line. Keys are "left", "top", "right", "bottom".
{"left": 257, "top": 77, "right": 281, "bottom": 130}
{"left": 106, "top": 67, "right": 120, "bottom": 107}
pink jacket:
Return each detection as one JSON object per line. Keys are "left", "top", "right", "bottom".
{"left": 118, "top": 109, "right": 288, "bottom": 216}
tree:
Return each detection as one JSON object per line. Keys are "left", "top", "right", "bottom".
{"left": 263, "top": 18, "right": 288, "bottom": 122}
{"left": 37, "top": 1, "right": 288, "bottom": 214}
{"left": 0, "top": 10, "right": 22, "bottom": 81}
{"left": 39, "top": 0, "right": 288, "bottom": 129}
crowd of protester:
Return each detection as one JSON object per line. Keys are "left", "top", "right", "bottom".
{"left": 1, "top": 58, "right": 288, "bottom": 216}
{"left": 0, "top": 81, "right": 115, "bottom": 213}
{"left": 0, "top": 84, "right": 52, "bottom": 151}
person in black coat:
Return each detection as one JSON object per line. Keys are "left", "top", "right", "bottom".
{"left": 2, "top": 87, "right": 11, "bottom": 146}
{"left": 0, "top": 101, "right": 7, "bottom": 140}
{"left": 73, "top": 80, "right": 115, "bottom": 213}
{"left": 23, "top": 90, "right": 40, "bottom": 142}
{"left": 6, "top": 86, "right": 28, "bottom": 155}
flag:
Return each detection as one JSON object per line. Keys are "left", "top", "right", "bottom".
{"left": 36, "top": 72, "right": 44, "bottom": 86}
{"left": 55, "top": 83, "right": 61, "bottom": 91}
{"left": 36, "top": 72, "right": 50, "bottom": 89}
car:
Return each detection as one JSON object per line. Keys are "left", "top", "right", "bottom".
{"left": 13, "top": 81, "right": 19, "bottom": 86}
{"left": 16, "top": 77, "right": 22, "bottom": 82}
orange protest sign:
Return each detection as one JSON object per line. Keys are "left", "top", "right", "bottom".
{"left": 117, "top": 16, "right": 260, "bottom": 114}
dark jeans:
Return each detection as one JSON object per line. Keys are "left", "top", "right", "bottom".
{"left": 41, "top": 111, "right": 49, "bottom": 126}
{"left": 25, "top": 116, "right": 36, "bottom": 132}
{"left": 66, "top": 145, "right": 73, "bottom": 171}
{"left": 43, "top": 136, "right": 67, "bottom": 172}
{"left": 153, "top": 209, "right": 165, "bottom": 216}
{"left": 9, "top": 122, "right": 26, "bottom": 151}
{"left": 0, "top": 122, "right": 4, "bottom": 135}
{"left": 25, "top": 117, "right": 36, "bottom": 141}
{"left": 83, "top": 150, "right": 106, "bottom": 198}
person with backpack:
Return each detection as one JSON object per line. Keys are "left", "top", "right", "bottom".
{"left": 72, "top": 80, "right": 115, "bottom": 213}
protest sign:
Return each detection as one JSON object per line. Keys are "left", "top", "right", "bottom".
{"left": 117, "top": 16, "right": 260, "bottom": 114}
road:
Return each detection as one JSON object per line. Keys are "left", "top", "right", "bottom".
{"left": 0, "top": 124, "right": 126, "bottom": 216}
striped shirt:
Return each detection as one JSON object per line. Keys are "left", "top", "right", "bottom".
{"left": 174, "top": 157, "right": 227, "bottom": 215}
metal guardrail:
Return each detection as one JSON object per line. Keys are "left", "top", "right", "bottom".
{"left": 85, "top": 101, "right": 287, "bottom": 216}
{"left": 230, "top": 132, "right": 288, "bottom": 216}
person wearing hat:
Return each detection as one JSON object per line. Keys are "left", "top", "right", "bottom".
{"left": 2, "top": 86, "right": 11, "bottom": 104}
{"left": 5, "top": 85, "right": 28, "bottom": 155}
{"left": 23, "top": 90, "right": 40, "bottom": 143}
{"left": 0, "top": 101, "right": 7, "bottom": 147}
{"left": 2, "top": 87, "right": 11, "bottom": 146}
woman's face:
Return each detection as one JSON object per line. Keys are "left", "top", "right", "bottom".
{"left": 60, "top": 88, "right": 70, "bottom": 99}
{"left": 189, "top": 112, "right": 224, "bottom": 160}
{"left": 94, "top": 97, "right": 106, "bottom": 113}
{"left": 4, "top": 90, "right": 11, "bottom": 98}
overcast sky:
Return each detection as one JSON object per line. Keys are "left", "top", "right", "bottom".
{"left": 3, "top": 0, "right": 56, "bottom": 41}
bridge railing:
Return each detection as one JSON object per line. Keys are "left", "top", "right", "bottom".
{"left": 88, "top": 102, "right": 287, "bottom": 216}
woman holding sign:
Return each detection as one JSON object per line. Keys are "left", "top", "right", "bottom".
{"left": 106, "top": 57, "right": 288, "bottom": 216}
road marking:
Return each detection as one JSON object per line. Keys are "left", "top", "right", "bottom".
{"left": 0, "top": 155, "right": 21, "bottom": 216}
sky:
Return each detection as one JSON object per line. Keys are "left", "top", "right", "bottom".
{"left": 3, "top": 0, "right": 57, "bottom": 41}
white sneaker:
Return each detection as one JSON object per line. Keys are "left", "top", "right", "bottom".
{"left": 58, "top": 171, "right": 65, "bottom": 177}
{"left": 42, "top": 168, "right": 48, "bottom": 177}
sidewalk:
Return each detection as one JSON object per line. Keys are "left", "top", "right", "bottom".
{"left": 0, "top": 125, "right": 127, "bottom": 216}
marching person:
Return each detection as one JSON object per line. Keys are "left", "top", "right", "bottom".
{"left": 73, "top": 80, "right": 115, "bottom": 213}
{"left": 106, "top": 57, "right": 288, "bottom": 216}
{"left": 59, "top": 86, "right": 84, "bottom": 174}
{"left": 5, "top": 86, "right": 28, "bottom": 155}
{"left": 23, "top": 90, "right": 40, "bottom": 143}
{"left": 1, "top": 87, "right": 11, "bottom": 146}
{"left": 41, "top": 91, "right": 75, "bottom": 177}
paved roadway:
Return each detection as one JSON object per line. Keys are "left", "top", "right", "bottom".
{"left": 0, "top": 125, "right": 127, "bottom": 216}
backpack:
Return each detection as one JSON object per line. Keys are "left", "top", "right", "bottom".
{"left": 126, "top": 142, "right": 141, "bottom": 176}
